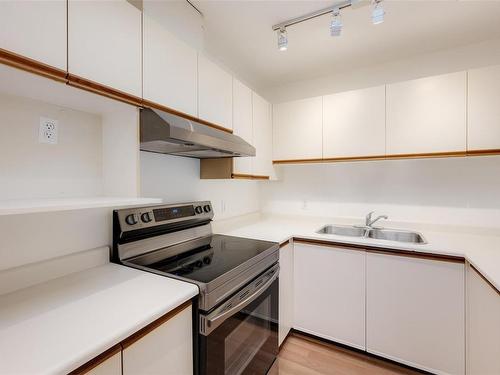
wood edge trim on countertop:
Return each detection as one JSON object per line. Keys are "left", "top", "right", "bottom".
{"left": 142, "top": 99, "right": 233, "bottom": 134}
{"left": 68, "top": 343, "right": 122, "bottom": 375}
{"left": 279, "top": 239, "right": 291, "bottom": 248}
{"left": 293, "top": 237, "right": 465, "bottom": 262}
{"left": 121, "top": 300, "right": 192, "bottom": 349}
{"left": 231, "top": 173, "right": 270, "bottom": 180}
{"left": 67, "top": 74, "right": 143, "bottom": 106}
{"left": 0, "top": 48, "right": 67, "bottom": 83}
{"left": 470, "top": 264, "right": 500, "bottom": 295}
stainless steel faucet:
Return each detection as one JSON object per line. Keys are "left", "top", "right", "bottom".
{"left": 365, "top": 211, "right": 388, "bottom": 228}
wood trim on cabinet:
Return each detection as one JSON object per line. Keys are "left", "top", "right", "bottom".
{"left": 231, "top": 173, "right": 270, "bottom": 180}
{"left": 0, "top": 48, "right": 67, "bottom": 82}
{"left": 68, "top": 344, "right": 122, "bottom": 375}
{"left": 142, "top": 99, "right": 233, "bottom": 134}
{"left": 467, "top": 149, "right": 500, "bottom": 157}
{"left": 121, "top": 300, "right": 192, "bottom": 349}
{"left": 273, "top": 151, "right": 471, "bottom": 165}
{"left": 273, "top": 155, "right": 386, "bottom": 164}
{"left": 293, "top": 237, "right": 464, "bottom": 262}
{"left": 470, "top": 264, "right": 500, "bottom": 295}
{"left": 67, "top": 74, "right": 143, "bottom": 106}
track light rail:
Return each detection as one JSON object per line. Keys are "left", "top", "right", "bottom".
{"left": 272, "top": 0, "right": 356, "bottom": 31}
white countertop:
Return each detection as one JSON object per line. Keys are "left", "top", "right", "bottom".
{"left": 216, "top": 214, "right": 500, "bottom": 292}
{"left": 0, "top": 263, "right": 198, "bottom": 375}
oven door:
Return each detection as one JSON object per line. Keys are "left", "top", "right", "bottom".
{"left": 199, "top": 264, "right": 279, "bottom": 375}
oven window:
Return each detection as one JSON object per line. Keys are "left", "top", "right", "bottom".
{"left": 200, "top": 277, "right": 279, "bottom": 375}
{"left": 224, "top": 298, "right": 271, "bottom": 375}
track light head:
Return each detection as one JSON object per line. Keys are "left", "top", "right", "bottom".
{"left": 371, "top": 0, "right": 385, "bottom": 25}
{"left": 277, "top": 27, "right": 288, "bottom": 51}
{"left": 330, "top": 8, "right": 342, "bottom": 37}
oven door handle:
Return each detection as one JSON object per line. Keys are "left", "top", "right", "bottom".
{"left": 200, "top": 264, "right": 279, "bottom": 336}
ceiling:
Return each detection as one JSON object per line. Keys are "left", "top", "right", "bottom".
{"left": 193, "top": 0, "right": 500, "bottom": 91}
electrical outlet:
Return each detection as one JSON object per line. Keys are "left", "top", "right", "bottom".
{"left": 39, "top": 117, "right": 58, "bottom": 144}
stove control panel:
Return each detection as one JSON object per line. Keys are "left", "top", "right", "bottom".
{"left": 116, "top": 201, "right": 213, "bottom": 231}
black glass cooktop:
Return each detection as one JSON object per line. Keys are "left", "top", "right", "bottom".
{"left": 145, "top": 234, "right": 277, "bottom": 283}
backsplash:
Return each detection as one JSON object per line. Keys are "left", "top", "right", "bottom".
{"left": 140, "top": 152, "right": 260, "bottom": 220}
{"left": 260, "top": 155, "right": 500, "bottom": 227}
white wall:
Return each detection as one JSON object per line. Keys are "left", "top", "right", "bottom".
{"left": 260, "top": 156, "right": 500, "bottom": 227}
{"left": 141, "top": 152, "right": 260, "bottom": 220}
{"left": 0, "top": 93, "right": 103, "bottom": 199}
{"left": 263, "top": 38, "right": 500, "bottom": 103}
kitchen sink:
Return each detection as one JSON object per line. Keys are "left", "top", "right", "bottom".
{"left": 316, "top": 224, "right": 368, "bottom": 237}
{"left": 366, "top": 228, "right": 426, "bottom": 244}
{"left": 316, "top": 225, "right": 427, "bottom": 244}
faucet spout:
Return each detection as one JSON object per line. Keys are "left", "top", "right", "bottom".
{"left": 365, "top": 212, "right": 388, "bottom": 228}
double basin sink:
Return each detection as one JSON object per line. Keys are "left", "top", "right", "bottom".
{"left": 317, "top": 225, "right": 426, "bottom": 244}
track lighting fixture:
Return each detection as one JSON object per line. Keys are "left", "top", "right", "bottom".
{"left": 277, "top": 27, "right": 288, "bottom": 51}
{"left": 330, "top": 8, "right": 342, "bottom": 37}
{"left": 371, "top": 0, "right": 385, "bottom": 25}
{"left": 273, "top": 0, "right": 386, "bottom": 51}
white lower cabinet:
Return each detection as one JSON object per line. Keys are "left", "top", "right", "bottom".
{"left": 467, "top": 264, "right": 500, "bottom": 375}
{"left": 122, "top": 304, "right": 193, "bottom": 375}
{"left": 278, "top": 242, "right": 294, "bottom": 346}
{"left": 293, "top": 243, "right": 366, "bottom": 349}
{"left": 86, "top": 352, "right": 122, "bottom": 375}
{"left": 366, "top": 252, "right": 465, "bottom": 375}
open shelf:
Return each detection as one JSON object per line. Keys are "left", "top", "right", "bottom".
{"left": 0, "top": 197, "right": 162, "bottom": 216}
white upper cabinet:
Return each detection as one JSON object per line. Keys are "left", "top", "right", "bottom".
{"left": 386, "top": 71, "right": 467, "bottom": 155}
{"left": 323, "top": 86, "right": 385, "bottom": 158}
{"left": 253, "top": 92, "right": 274, "bottom": 177}
{"left": 0, "top": 0, "right": 66, "bottom": 70}
{"left": 367, "top": 252, "right": 465, "bottom": 374}
{"left": 232, "top": 79, "right": 253, "bottom": 175}
{"left": 467, "top": 265, "right": 500, "bottom": 375}
{"left": 68, "top": 0, "right": 142, "bottom": 97}
{"left": 294, "top": 243, "right": 366, "bottom": 350}
{"left": 143, "top": 3, "right": 198, "bottom": 117}
{"left": 198, "top": 54, "right": 233, "bottom": 130}
{"left": 123, "top": 305, "right": 193, "bottom": 375}
{"left": 273, "top": 97, "right": 323, "bottom": 160}
{"left": 468, "top": 64, "right": 500, "bottom": 151}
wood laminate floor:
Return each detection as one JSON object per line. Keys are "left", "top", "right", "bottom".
{"left": 267, "top": 334, "right": 422, "bottom": 375}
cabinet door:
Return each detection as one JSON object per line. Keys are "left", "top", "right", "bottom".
{"left": 323, "top": 86, "right": 385, "bottom": 158}
{"left": 468, "top": 64, "right": 500, "bottom": 151}
{"left": 294, "top": 243, "right": 365, "bottom": 349}
{"left": 366, "top": 252, "right": 465, "bottom": 374}
{"left": 233, "top": 79, "right": 253, "bottom": 175}
{"left": 386, "top": 71, "right": 466, "bottom": 155}
{"left": 68, "top": 0, "right": 142, "bottom": 97}
{"left": 123, "top": 304, "right": 193, "bottom": 375}
{"left": 198, "top": 54, "right": 233, "bottom": 130}
{"left": 0, "top": 0, "right": 66, "bottom": 70}
{"left": 273, "top": 97, "right": 323, "bottom": 160}
{"left": 252, "top": 92, "right": 274, "bottom": 178}
{"left": 86, "top": 352, "right": 121, "bottom": 375}
{"left": 278, "top": 242, "right": 294, "bottom": 346}
{"left": 467, "top": 265, "right": 500, "bottom": 375}
{"left": 143, "top": 5, "right": 198, "bottom": 117}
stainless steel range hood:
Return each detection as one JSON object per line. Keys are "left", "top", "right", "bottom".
{"left": 140, "top": 108, "right": 255, "bottom": 158}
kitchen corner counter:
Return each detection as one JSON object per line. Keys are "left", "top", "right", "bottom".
{"left": 215, "top": 214, "right": 500, "bottom": 292}
{"left": 0, "top": 263, "right": 198, "bottom": 375}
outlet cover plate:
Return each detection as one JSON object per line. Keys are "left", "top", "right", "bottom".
{"left": 39, "top": 117, "right": 58, "bottom": 144}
